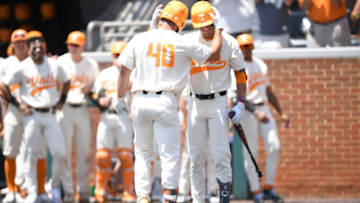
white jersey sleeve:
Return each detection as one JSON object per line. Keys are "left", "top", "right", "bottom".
{"left": 228, "top": 36, "right": 245, "bottom": 71}
{"left": 2, "top": 66, "right": 22, "bottom": 86}
{"left": 117, "top": 36, "right": 137, "bottom": 70}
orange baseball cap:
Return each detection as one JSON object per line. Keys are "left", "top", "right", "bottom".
{"left": 191, "top": 1, "right": 215, "bottom": 29}
{"left": 11, "top": 29, "right": 27, "bottom": 43}
{"left": 237, "top": 34, "right": 253, "bottom": 46}
{"left": 26, "top": 30, "right": 44, "bottom": 40}
{"left": 66, "top": 31, "right": 86, "bottom": 46}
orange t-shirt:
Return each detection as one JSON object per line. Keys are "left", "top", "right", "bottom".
{"left": 299, "top": 0, "right": 347, "bottom": 23}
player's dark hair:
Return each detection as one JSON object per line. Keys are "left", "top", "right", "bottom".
{"left": 160, "top": 18, "right": 179, "bottom": 32}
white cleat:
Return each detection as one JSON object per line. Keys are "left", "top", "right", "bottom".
{"left": 24, "top": 193, "right": 38, "bottom": 203}
{"left": 50, "top": 188, "right": 62, "bottom": 203}
{"left": 176, "top": 194, "right": 191, "bottom": 203}
{"left": 2, "top": 192, "right": 16, "bottom": 203}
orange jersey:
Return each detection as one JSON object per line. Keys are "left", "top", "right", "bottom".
{"left": 299, "top": 0, "right": 347, "bottom": 23}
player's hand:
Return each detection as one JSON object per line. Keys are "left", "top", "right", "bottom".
{"left": 150, "top": 4, "right": 163, "bottom": 29}
{"left": 99, "top": 97, "right": 111, "bottom": 108}
{"left": 255, "top": 111, "right": 269, "bottom": 123}
{"left": 114, "top": 97, "right": 128, "bottom": 116}
{"left": 210, "top": 6, "right": 224, "bottom": 30}
{"left": 81, "top": 85, "right": 92, "bottom": 94}
{"left": 19, "top": 103, "right": 32, "bottom": 115}
{"left": 280, "top": 113, "right": 290, "bottom": 128}
{"left": 230, "top": 102, "right": 244, "bottom": 125}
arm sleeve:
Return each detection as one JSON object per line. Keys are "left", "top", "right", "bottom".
{"left": 229, "top": 40, "right": 246, "bottom": 71}
{"left": 182, "top": 39, "right": 212, "bottom": 65}
{"left": 117, "top": 36, "right": 137, "bottom": 70}
{"left": 2, "top": 67, "right": 22, "bottom": 86}
{"left": 57, "top": 64, "right": 70, "bottom": 83}
{"left": 91, "top": 72, "right": 103, "bottom": 94}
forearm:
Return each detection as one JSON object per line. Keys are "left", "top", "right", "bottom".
{"left": 117, "top": 64, "right": 131, "bottom": 98}
{"left": 61, "top": 81, "right": 71, "bottom": 96}
{"left": 0, "top": 82, "right": 12, "bottom": 101}
{"left": 207, "top": 29, "right": 222, "bottom": 62}
{"left": 236, "top": 83, "right": 246, "bottom": 103}
{"left": 268, "top": 92, "right": 283, "bottom": 115}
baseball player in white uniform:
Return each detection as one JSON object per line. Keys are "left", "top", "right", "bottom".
{"left": 236, "top": 34, "right": 290, "bottom": 203}
{"left": 0, "top": 29, "right": 28, "bottom": 203}
{"left": 116, "top": 1, "right": 224, "bottom": 202}
{"left": 0, "top": 30, "right": 70, "bottom": 203}
{"left": 92, "top": 41, "right": 136, "bottom": 203}
{"left": 54, "top": 31, "right": 99, "bottom": 202}
{"left": 184, "top": 1, "right": 247, "bottom": 203}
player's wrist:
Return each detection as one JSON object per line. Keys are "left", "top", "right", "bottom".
{"left": 9, "top": 96, "right": 20, "bottom": 108}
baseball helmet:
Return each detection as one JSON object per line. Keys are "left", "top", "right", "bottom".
{"left": 26, "top": 30, "right": 43, "bottom": 41}
{"left": 160, "top": 0, "right": 188, "bottom": 31}
{"left": 237, "top": 34, "right": 253, "bottom": 46}
{"left": 66, "top": 31, "right": 86, "bottom": 46}
{"left": 11, "top": 29, "right": 27, "bottom": 43}
{"left": 111, "top": 41, "right": 127, "bottom": 54}
{"left": 191, "top": 1, "right": 215, "bottom": 29}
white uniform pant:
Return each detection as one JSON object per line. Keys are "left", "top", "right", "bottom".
{"left": 96, "top": 111, "right": 133, "bottom": 149}
{"left": 187, "top": 95, "right": 232, "bottom": 203}
{"left": 131, "top": 93, "right": 181, "bottom": 200}
{"left": 240, "top": 105, "right": 280, "bottom": 192}
{"left": 22, "top": 111, "right": 65, "bottom": 195}
{"left": 178, "top": 140, "right": 217, "bottom": 196}
{"left": 2, "top": 104, "right": 25, "bottom": 185}
{"left": 55, "top": 104, "right": 91, "bottom": 195}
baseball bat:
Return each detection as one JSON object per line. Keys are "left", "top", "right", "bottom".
{"left": 228, "top": 111, "right": 263, "bottom": 178}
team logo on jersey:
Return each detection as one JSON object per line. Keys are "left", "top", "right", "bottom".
{"left": 26, "top": 74, "right": 57, "bottom": 96}
{"left": 248, "top": 72, "right": 267, "bottom": 92}
{"left": 69, "top": 73, "right": 90, "bottom": 90}
{"left": 190, "top": 59, "right": 227, "bottom": 76}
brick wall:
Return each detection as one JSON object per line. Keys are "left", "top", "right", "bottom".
{"left": 88, "top": 58, "right": 360, "bottom": 199}
{"left": 258, "top": 58, "right": 360, "bottom": 198}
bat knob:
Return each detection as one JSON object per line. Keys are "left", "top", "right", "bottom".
{"left": 228, "top": 111, "right": 235, "bottom": 119}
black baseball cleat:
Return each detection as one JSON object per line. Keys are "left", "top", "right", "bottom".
{"left": 217, "top": 179, "right": 230, "bottom": 203}
{"left": 263, "top": 188, "right": 284, "bottom": 203}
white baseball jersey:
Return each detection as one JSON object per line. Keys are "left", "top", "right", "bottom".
{"left": 0, "top": 56, "right": 22, "bottom": 99}
{"left": 57, "top": 53, "right": 99, "bottom": 104}
{"left": 243, "top": 57, "right": 270, "bottom": 104}
{"left": 117, "top": 29, "right": 213, "bottom": 94}
{"left": 184, "top": 31, "right": 245, "bottom": 94}
{"left": 2, "top": 56, "right": 69, "bottom": 108}
{"left": 92, "top": 65, "right": 131, "bottom": 109}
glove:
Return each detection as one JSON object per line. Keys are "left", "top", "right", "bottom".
{"left": 114, "top": 97, "right": 129, "bottom": 116}
{"left": 231, "top": 102, "right": 244, "bottom": 125}
{"left": 150, "top": 4, "right": 163, "bottom": 29}
{"left": 209, "top": 6, "right": 224, "bottom": 30}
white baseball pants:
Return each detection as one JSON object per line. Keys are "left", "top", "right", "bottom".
{"left": 187, "top": 95, "right": 232, "bottom": 203}
{"left": 240, "top": 105, "right": 280, "bottom": 192}
{"left": 55, "top": 104, "right": 92, "bottom": 195}
{"left": 131, "top": 92, "right": 181, "bottom": 200}
{"left": 96, "top": 111, "right": 133, "bottom": 150}
{"left": 22, "top": 111, "right": 65, "bottom": 195}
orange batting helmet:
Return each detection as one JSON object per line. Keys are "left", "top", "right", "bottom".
{"left": 160, "top": 0, "right": 188, "bottom": 31}
{"left": 11, "top": 29, "right": 27, "bottom": 43}
{"left": 191, "top": 1, "right": 215, "bottom": 29}
{"left": 66, "top": 31, "right": 86, "bottom": 46}
{"left": 111, "top": 41, "right": 127, "bottom": 55}
{"left": 237, "top": 34, "right": 253, "bottom": 46}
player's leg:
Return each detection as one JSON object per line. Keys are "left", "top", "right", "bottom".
{"left": 208, "top": 98, "right": 232, "bottom": 203}
{"left": 177, "top": 141, "right": 191, "bottom": 203}
{"left": 43, "top": 113, "right": 66, "bottom": 201}
{"left": 94, "top": 116, "right": 114, "bottom": 203}
{"left": 259, "top": 106, "right": 282, "bottom": 201}
{"left": 22, "top": 113, "right": 43, "bottom": 202}
{"left": 206, "top": 150, "right": 218, "bottom": 202}
{"left": 131, "top": 95, "right": 156, "bottom": 202}
{"left": 187, "top": 99, "right": 207, "bottom": 203}
{"left": 75, "top": 107, "right": 92, "bottom": 199}
{"left": 56, "top": 107, "right": 75, "bottom": 199}
{"left": 2, "top": 106, "right": 23, "bottom": 202}
{"left": 240, "top": 111, "right": 263, "bottom": 200}
{"left": 115, "top": 116, "right": 136, "bottom": 202}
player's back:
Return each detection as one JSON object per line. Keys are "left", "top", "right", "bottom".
{"left": 124, "top": 29, "right": 211, "bottom": 94}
